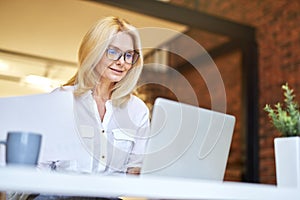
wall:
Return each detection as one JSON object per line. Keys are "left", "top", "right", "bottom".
{"left": 166, "top": 0, "right": 300, "bottom": 184}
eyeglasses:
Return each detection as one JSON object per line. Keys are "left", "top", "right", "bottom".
{"left": 106, "top": 46, "right": 140, "bottom": 65}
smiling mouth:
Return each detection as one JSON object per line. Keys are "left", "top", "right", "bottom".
{"left": 109, "top": 67, "right": 123, "bottom": 73}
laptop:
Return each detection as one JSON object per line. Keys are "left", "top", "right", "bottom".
{"left": 140, "top": 98, "right": 236, "bottom": 181}
{"left": 0, "top": 91, "right": 92, "bottom": 171}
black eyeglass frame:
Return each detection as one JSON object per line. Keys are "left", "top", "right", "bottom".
{"left": 105, "top": 47, "right": 140, "bottom": 65}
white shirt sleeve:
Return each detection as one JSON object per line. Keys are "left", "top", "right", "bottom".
{"left": 125, "top": 96, "right": 150, "bottom": 169}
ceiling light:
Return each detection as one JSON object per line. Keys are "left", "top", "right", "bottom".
{"left": 0, "top": 60, "right": 9, "bottom": 71}
{"left": 21, "top": 75, "right": 62, "bottom": 92}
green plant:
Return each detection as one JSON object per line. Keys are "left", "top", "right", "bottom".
{"left": 264, "top": 83, "right": 300, "bottom": 137}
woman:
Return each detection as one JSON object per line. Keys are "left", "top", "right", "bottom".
{"left": 7, "top": 16, "right": 149, "bottom": 200}
{"left": 57, "top": 16, "right": 150, "bottom": 175}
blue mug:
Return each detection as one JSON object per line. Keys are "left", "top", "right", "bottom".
{"left": 0, "top": 131, "right": 42, "bottom": 166}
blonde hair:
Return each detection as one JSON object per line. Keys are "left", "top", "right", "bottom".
{"left": 64, "top": 16, "right": 143, "bottom": 107}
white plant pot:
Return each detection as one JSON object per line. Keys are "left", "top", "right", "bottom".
{"left": 274, "top": 136, "right": 300, "bottom": 187}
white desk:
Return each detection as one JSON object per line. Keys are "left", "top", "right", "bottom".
{"left": 0, "top": 167, "right": 299, "bottom": 200}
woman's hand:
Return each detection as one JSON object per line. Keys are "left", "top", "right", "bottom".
{"left": 126, "top": 167, "right": 141, "bottom": 175}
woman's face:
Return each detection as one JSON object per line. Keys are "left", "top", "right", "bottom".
{"left": 96, "top": 31, "right": 134, "bottom": 84}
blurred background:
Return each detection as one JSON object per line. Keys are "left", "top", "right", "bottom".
{"left": 0, "top": 0, "right": 299, "bottom": 185}
{"left": 0, "top": 0, "right": 187, "bottom": 95}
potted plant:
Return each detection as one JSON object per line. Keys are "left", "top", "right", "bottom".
{"left": 264, "top": 83, "right": 300, "bottom": 187}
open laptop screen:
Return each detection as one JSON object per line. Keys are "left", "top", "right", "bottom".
{"left": 0, "top": 92, "right": 92, "bottom": 171}
{"left": 141, "top": 98, "right": 236, "bottom": 180}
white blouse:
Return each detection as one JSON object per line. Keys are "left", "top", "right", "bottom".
{"left": 53, "top": 86, "right": 150, "bottom": 174}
